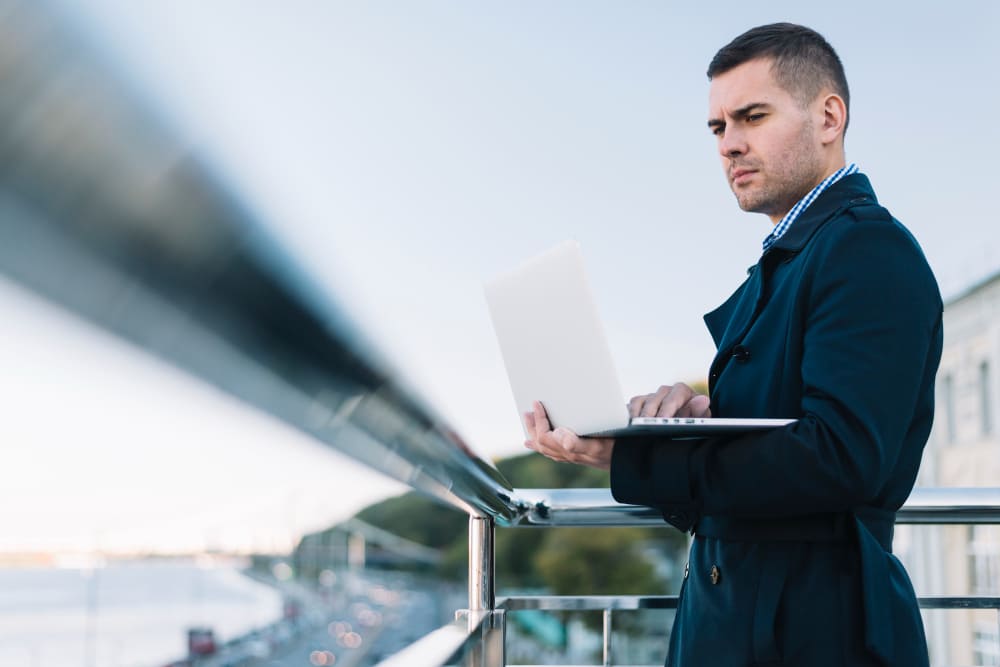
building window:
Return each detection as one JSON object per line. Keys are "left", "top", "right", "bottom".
{"left": 982, "top": 361, "right": 993, "bottom": 436}
{"left": 969, "top": 525, "right": 1000, "bottom": 595}
{"left": 943, "top": 374, "right": 956, "bottom": 444}
{"left": 973, "top": 620, "right": 1000, "bottom": 666}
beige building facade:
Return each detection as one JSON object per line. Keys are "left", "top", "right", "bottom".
{"left": 906, "top": 271, "right": 1000, "bottom": 666}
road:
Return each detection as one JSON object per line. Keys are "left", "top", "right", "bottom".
{"left": 184, "top": 571, "right": 464, "bottom": 667}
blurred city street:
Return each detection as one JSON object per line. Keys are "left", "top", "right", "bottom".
{"left": 180, "top": 570, "right": 465, "bottom": 667}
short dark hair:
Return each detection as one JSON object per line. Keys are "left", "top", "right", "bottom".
{"left": 707, "top": 23, "right": 849, "bottom": 129}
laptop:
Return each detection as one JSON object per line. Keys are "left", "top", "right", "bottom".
{"left": 484, "top": 241, "right": 795, "bottom": 439}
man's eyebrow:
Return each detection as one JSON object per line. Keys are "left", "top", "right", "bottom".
{"left": 707, "top": 102, "right": 773, "bottom": 128}
{"left": 733, "top": 102, "right": 772, "bottom": 117}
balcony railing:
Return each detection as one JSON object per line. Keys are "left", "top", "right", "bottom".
{"left": 1, "top": 6, "right": 998, "bottom": 667}
{"left": 377, "top": 492, "right": 1000, "bottom": 667}
{"left": 380, "top": 591, "right": 1000, "bottom": 667}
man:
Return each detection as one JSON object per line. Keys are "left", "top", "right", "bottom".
{"left": 524, "top": 23, "right": 942, "bottom": 667}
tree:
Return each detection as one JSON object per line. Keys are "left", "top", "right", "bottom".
{"left": 533, "top": 527, "right": 666, "bottom": 596}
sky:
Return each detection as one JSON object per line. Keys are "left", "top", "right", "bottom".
{"left": 0, "top": 0, "right": 997, "bottom": 553}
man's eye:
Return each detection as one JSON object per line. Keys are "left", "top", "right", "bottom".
{"left": 747, "top": 113, "right": 765, "bottom": 122}
{"left": 711, "top": 126, "right": 724, "bottom": 136}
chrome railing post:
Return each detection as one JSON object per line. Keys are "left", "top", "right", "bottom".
{"left": 602, "top": 608, "right": 612, "bottom": 666}
{"left": 463, "top": 516, "right": 503, "bottom": 666}
{"left": 469, "top": 516, "right": 495, "bottom": 612}
{"left": 454, "top": 609, "right": 505, "bottom": 667}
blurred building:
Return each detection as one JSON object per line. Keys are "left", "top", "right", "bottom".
{"left": 909, "top": 270, "right": 1000, "bottom": 666}
{"left": 294, "top": 518, "right": 443, "bottom": 581}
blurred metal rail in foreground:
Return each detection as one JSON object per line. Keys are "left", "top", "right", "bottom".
{"left": 2, "top": 4, "right": 1000, "bottom": 666}
{"left": 0, "top": 2, "right": 512, "bottom": 520}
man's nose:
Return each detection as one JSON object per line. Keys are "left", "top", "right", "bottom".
{"left": 719, "top": 126, "right": 747, "bottom": 158}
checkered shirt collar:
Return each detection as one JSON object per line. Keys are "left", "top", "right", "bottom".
{"left": 762, "top": 163, "right": 859, "bottom": 252}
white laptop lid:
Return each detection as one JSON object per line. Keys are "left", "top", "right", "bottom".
{"left": 484, "top": 241, "right": 628, "bottom": 435}
{"left": 485, "top": 242, "right": 797, "bottom": 439}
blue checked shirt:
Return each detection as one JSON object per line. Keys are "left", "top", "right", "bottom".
{"left": 762, "top": 163, "right": 859, "bottom": 251}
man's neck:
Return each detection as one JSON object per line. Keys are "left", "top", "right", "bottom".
{"left": 768, "top": 159, "right": 848, "bottom": 225}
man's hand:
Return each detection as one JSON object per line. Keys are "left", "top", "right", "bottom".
{"left": 628, "top": 383, "right": 711, "bottom": 418}
{"left": 523, "top": 401, "right": 614, "bottom": 471}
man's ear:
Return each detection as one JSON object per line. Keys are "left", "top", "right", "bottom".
{"left": 819, "top": 93, "right": 847, "bottom": 145}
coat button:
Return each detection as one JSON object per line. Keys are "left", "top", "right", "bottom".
{"left": 683, "top": 562, "right": 689, "bottom": 579}
{"left": 710, "top": 565, "right": 721, "bottom": 585}
{"left": 732, "top": 345, "right": 750, "bottom": 362}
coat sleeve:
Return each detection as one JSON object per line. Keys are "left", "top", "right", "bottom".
{"left": 611, "top": 216, "right": 943, "bottom": 530}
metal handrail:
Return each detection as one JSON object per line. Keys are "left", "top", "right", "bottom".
{"left": 0, "top": 3, "right": 516, "bottom": 521}
{"left": 508, "top": 487, "right": 1000, "bottom": 527}
{"left": 498, "top": 594, "right": 1000, "bottom": 611}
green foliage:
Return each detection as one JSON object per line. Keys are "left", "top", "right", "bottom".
{"left": 494, "top": 527, "right": 546, "bottom": 588}
{"left": 533, "top": 527, "right": 666, "bottom": 595}
{"left": 494, "top": 453, "right": 609, "bottom": 489}
{"left": 528, "top": 527, "right": 675, "bottom": 636}
{"left": 438, "top": 535, "right": 468, "bottom": 581}
{"left": 355, "top": 492, "right": 465, "bottom": 549}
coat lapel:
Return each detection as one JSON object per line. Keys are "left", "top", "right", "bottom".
{"left": 704, "top": 266, "right": 763, "bottom": 352}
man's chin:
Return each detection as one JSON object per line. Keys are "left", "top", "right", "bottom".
{"left": 733, "top": 190, "right": 781, "bottom": 217}
{"left": 734, "top": 193, "right": 763, "bottom": 214}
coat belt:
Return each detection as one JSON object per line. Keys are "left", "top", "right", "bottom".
{"left": 695, "top": 508, "right": 896, "bottom": 665}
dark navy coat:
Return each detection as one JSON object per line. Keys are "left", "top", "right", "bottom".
{"left": 611, "top": 174, "right": 942, "bottom": 666}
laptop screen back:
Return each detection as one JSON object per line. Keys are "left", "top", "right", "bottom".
{"left": 484, "top": 241, "right": 628, "bottom": 435}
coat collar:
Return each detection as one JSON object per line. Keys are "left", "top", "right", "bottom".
{"left": 767, "top": 173, "right": 878, "bottom": 254}
{"left": 703, "top": 172, "right": 879, "bottom": 360}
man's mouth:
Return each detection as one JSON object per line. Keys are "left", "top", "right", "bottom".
{"left": 731, "top": 168, "right": 756, "bottom": 186}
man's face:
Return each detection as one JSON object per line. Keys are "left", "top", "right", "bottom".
{"left": 708, "top": 58, "right": 825, "bottom": 222}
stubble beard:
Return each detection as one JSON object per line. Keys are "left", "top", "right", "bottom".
{"left": 731, "top": 121, "right": 823, "bottom": 219}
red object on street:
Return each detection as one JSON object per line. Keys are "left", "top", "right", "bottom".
{"left": 283, "top": 598, "right": 302, "bottom": 619}
{"left": 187, "top": 627, "right": 217, "bottom": 656}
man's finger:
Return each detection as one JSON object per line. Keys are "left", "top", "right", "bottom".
{"left": 528, "top": 404, "right": 545, "bottom": 442}
{"left": 628, "top": 395, "right": 647, "bottom": 418}
{"left": 688, "top": 394, "right": 712, "bottom": 418}
{"left": 657, "top": 383, "right": 695, "bottom": 417}
{"left": 533, "top": 401, "right": 552, "bottom": 433}
{"left": 641, "top": 386, "right": 672, "bottom": 417}
{"left": 673, "top": 393, "right": 710, "bottom": 418}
